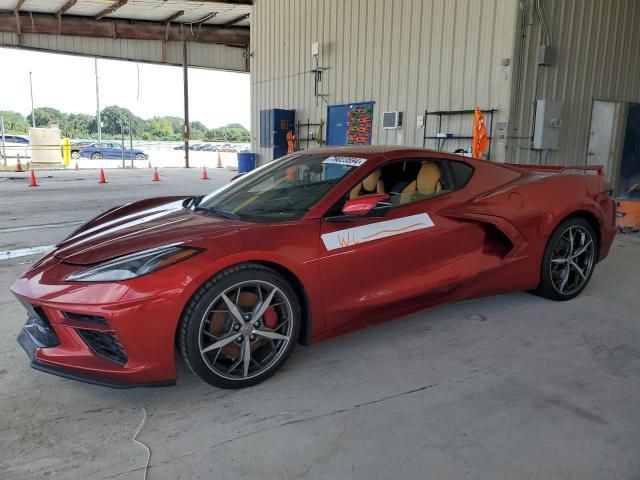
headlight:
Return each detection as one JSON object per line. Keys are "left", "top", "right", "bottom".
{"left": 65, "top": 245, "right": 203, "bottom": 282}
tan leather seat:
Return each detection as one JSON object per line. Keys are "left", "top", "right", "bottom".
{"left": 399, "top": 162, "right": 442, "bottom": 205}
{"left": 349, "top": 169, "right": 385, "bottom": 199}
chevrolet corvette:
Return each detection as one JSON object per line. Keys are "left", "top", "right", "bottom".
{"left": 11, "top": 146, "right": 616, "bottom": 389}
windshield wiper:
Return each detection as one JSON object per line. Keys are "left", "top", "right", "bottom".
{"left": 193, "top": 205, "right": 241, "bottom": 220}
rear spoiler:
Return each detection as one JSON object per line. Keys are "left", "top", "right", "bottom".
{"left": 504, "top": 163, "right": 604, "bottom": 176}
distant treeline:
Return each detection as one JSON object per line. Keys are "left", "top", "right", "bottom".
{"left": 0, "top": 106, "right": 250, "bottom": 142}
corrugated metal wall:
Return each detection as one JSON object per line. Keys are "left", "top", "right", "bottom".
{"left": 250, "top": 0, "right": 519, "bottom": 164}
{"left": 508, "top": 0, "right": 640, "bottom": 178}
{"left": 0, "top": 33, "right": 247, "bottom": 71}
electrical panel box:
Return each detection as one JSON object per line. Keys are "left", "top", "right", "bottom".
{"left": 533, "top": 100, "right": 562, "bottom": 150}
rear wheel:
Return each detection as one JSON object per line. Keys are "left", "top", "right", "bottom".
{"left": 135, "top": 153, "right": 145, "bottom": 161}
{"left": 91, "top": 152, "right": 103, "bottom": 160}
{"left": 179, "top": 264, "right": 301, "bottom": 388}
{"left": 535, "top": 218, "right": 598, "bottom": 301}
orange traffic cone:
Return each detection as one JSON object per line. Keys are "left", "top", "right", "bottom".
{"left": 152, "top": 167, "right": 161, "bottom": 182}
{"left": 28, "top": 170, "right": 39, "bottom": 187}
{"left": 98, "top": 168, "right": 107, "bottom": 184}
{"left": 216, "top": 152, "right": 223, "bottom": 169}
{"left": 15, "top": 156, "right": 23, "bottom": 172}
{"left": 201, "top": 166, "right": 209, "bottom": 180}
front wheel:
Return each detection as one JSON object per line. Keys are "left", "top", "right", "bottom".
{"left": 71, "top": 151, "right": 80, "bottom": 160}
{"left": 178, "top": 264, "right": 301, "bottom": 388}
{"left": 135, "top": 153, "right": 146, "bottom": 161}
{"left": 91, "top": 152, "right": 103, "bottom": 160}
{"left": 535, "top": 218, "right": 598, "bottom": 301}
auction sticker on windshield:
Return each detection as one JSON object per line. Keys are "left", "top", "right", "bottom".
{"left": 322, "top": 156, "right": 367, "bottom": 167}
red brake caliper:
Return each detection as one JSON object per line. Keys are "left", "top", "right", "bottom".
{"left": 263, "top": 307, "right": 279, "bottom": 329}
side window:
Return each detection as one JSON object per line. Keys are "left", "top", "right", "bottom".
{"left": 379, "top": 159, "right": 458, "bottom": 207}
{"left": 450, "top": 160, "right": 473, "bottom": 187}
{"left": 329, "top": 158, "right": 475, "bottom": 216}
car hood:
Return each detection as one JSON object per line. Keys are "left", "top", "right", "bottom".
{"left": 53, "top": 196, "right": 245, "bottom": 265}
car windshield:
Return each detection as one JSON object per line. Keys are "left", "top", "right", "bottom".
{"left": 194, "top": 154, "right": 362, "bottom": 222}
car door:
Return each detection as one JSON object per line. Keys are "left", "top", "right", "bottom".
{"left": 107, "top": 143, "right": 122, "bottom": 159}
{"left": 318, "top": 156, "right": 488, "bottom": 333}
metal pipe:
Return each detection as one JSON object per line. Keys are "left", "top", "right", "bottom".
{"left": 120, "top": 117, "right": 125, "bottom": 168}
{"left": 182, "top": 40, "right": 190, "bottom": 168}
{"left": 1, "top": 115, "right": 6, "bottom": 165}
{"left": 29, "top": 71, "right": 35, "bottom": 127}
{"left": 95, "top": 58, "right": 101, "bottom": 142}
{"left": 129, "top": 115, "right": 133, "bottom": 168}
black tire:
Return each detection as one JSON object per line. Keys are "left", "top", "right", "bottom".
{"left": 535, "top": 217, "right": 598, "bottom": 301}
{"left": 135, "top": 153, "right": 146, "bottom": 161}
{"left": 71, "top": 151, "right": 80, "bottom": 160}
{"left": 178, "top": 263, "right": 301, "bottom": 388}
{"left": 91, "top": 152, "right": 103, "bottom": 160}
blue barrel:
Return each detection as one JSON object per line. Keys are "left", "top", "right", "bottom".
{"left": 237, "top": 153, "right": 257, "bottom": 173}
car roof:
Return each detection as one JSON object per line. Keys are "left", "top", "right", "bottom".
{"left": 300, "top": 145, "right": 412, "bottom": 156}
{"left": 295, "top": 145, "right": 478, "bottom": 167}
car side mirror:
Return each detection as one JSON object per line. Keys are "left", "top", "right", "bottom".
{"left": 341, "top": 193, "right": 391, "bottom": 217}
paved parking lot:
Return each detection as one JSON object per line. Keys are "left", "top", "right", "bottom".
{"left": 1, "top": 168, "right": 639, "bottom": 479}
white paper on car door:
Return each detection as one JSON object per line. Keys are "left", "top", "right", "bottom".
{"left": 321, "top": 213, "right": 435, "bottom": 251}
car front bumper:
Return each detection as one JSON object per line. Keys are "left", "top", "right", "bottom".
{"left": 10, "top": 254, "right": 205, "bottom": 388}
{"left": 17, "top": 314, "right": 174, "bottom": 389}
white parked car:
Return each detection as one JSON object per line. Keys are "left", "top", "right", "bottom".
{"left": 1, "top": 134, "right": 31, "bottom": 159}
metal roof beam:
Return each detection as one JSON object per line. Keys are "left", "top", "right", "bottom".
{"left": 191, "top": 12, "right": 217, "bottom": 25}
{"left": 189, "top": 0, "right": 252, "bottom": 4}
{"left": 95, "top": 0, "right": 128, "bottom": 21}
{"left": 56, "top": 0, "right": 78, "bottom": 17}
{"left": 14, "top": 0, "right": 26, "bottom": 12}
{"left": 164, "top": 10, "right": 185, "bottom": 24}
{"left": 223, "top": 13, "right": 250, "bottom": 27}
{"left": 0, "top": 12, "right": 249, "bottom": 46}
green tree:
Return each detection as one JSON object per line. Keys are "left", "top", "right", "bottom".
{"left": 100, "top": 105, "right": 144, "bottom": 137}
{"left": 0, "top": 111, "right": 29, "bottom": 134}
{"left": 4, "top": 104, "right": 249, "bottom": 142}
{"left": 27, "top": 107, "right": 66, "bottom": 128}
{"left": 190, "top": 121, "right": 208, "bottom": 140}
{"left": 64, "top": 113, "right": 94, "bottom": 138}
{"left": 143, "top": 116, "right": 175, "bottom": 140}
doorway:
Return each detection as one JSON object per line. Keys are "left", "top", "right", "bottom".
{"left": 587, "top": 100, "right": 623, "bottom": 180}
{"left": 618, "top": 102, "right": 640, "bottom": 196}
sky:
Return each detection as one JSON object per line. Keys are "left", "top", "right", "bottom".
{"left": 0, "top": 47, "right": 250, "bottom": 129}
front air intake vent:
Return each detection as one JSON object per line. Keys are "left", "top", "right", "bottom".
{"left": 76, "top": 329, "right": 127, "bottom": 365}
{"left": 63, "top": 312, "right": 109, "bottom": 326}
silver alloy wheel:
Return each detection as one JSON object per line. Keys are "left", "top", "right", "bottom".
{"left": 91, "top": 152, "right": 102, "bottom": 160}
{"left": 135, "top": 153, "right": 145, "bottom": 160}
{"left": 549, "top": 225, "right": 596, "bottom": 296}
{"left": 198, "top": 280, "right": 294, "bottom": 380}
{"left": 71, "top": 151, "right": 80, "bottom": 160}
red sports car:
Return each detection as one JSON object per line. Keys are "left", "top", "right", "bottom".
{"left": 11, "top": 146, "right": 616, "bottom": 389}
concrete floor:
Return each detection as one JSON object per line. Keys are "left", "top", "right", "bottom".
{"left": 1, "top": 169, "right": 639, "bottom": 480}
